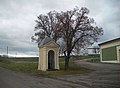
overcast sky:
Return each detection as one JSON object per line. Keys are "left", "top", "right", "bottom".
{"left": 0, "top": 0, "right": 120, "bottom": 56}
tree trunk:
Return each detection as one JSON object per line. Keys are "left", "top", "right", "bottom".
{"left": 64, "top": 56, "right": 70, "bottom": 70}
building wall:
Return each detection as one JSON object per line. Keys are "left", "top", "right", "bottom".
{"left": 87, "top": 48, "right": 100, "bottom": 54}
{"left": 100, "top": 40, "right": 120, "bottom": 63}
{"left": 38, "top": 47, "right": 47, "bottom": 71}
{"left": 102, "top": 46, "right": 117, "bottom": 61}
{"left": 100, "top": 40, "right": 120, "bottom": 49}
{"left": 38, "top": 41, "right": 59, "bottom": 71}
{"left": 116, "top": 46, "right": 120, "bottom": 62}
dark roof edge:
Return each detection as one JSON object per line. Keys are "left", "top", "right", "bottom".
{"left": 98, "top": 37, "right": 120, "bottom": 46}
{"left": 38, "top": 37, "right": 54, "bottom": 47}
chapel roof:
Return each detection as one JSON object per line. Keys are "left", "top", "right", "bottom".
{"left": 38, "top": 37, "right": 54, "bottom": 47}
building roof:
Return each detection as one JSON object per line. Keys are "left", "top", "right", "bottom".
{"left": 99, "top": 37, "right": 120, "bottom": 46}
{"left": 38, "top": 37, "right": 54, "bottom": 47}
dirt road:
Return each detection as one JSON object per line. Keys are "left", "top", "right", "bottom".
{"left": 0, "top": 59, "right": 120, "bottom": 88}
{"left": 54, "top": 59, "right": 120, "bottom": 88}
{"left": 0, "top": 67, "right": 86, "bottom": 88}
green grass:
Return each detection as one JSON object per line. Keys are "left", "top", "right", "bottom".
{"left": 8, "top": 57, "right": 38, "bottom": 62}
{"left": 71, "top": 54, "right": 100, "bottom": 60}
{"left": 0, "top": 59, "right": 38, "bottom": 73}
{"left": 0, "top": 56, "right": 90, "bottom": 76}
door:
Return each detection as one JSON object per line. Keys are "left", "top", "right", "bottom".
{"left": 48, "top": 50, "right": 55, "bottom": 69}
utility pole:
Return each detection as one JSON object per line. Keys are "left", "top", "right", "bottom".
{"left": 15, "top": 52, "right": 17, "bottom": 58}
{"left": 7, "top": 46, "right": 8, "bottom": 58}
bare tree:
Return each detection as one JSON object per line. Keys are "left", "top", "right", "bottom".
{"left": 56, "top": 7, "right": 103, "bottom": 70}
{"left": 32, "top": 11, "right": 61, "bottom": 42}
{"left": 32, "top": 7, "right": 103, "bottom": 70}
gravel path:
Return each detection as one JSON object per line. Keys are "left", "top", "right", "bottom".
{"left": 53, "top": 59, "right": 120, "bottom": 88}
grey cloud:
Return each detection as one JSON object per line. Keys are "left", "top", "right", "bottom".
{"left": 0, "top": 0, "right": 38, "bottom": 56}
{"left": 0, "top": 32, "right": 38, "bottom": 55}
{"left": 85, "top": 0, "right": 120, "bottom": 42}
{"left": 39, "top": 0, "right": 85, "bottom": 11}
{"left": 0, "top": 0, "right": 120, "bottom": 56}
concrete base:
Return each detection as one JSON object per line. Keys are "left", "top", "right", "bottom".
{"left": 101, "top": 60, "right": 120, "bottom": 63}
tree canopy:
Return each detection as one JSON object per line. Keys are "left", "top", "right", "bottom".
{"left": 32, "top": 7, "right": 103, "bottom": 70}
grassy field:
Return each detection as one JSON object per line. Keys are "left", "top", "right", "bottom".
{"left": 0, "top": 55, "right": 99, "bottom": 76}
